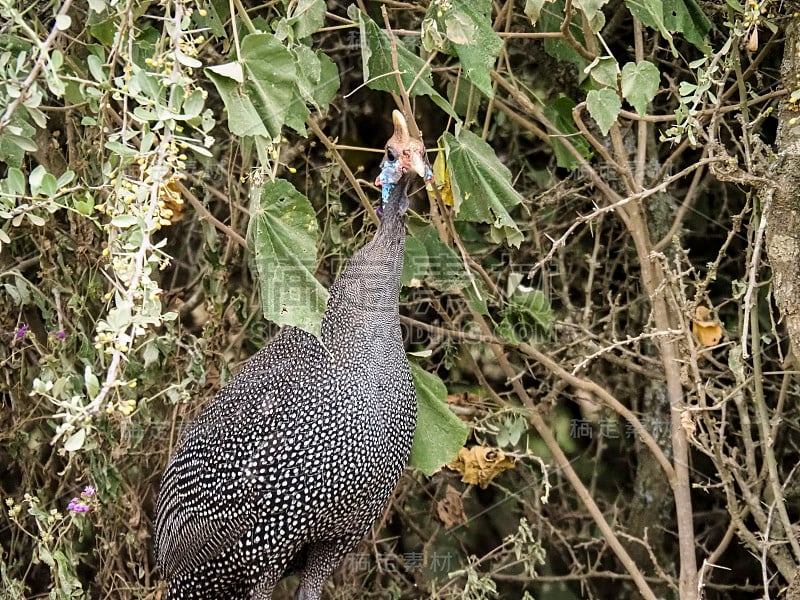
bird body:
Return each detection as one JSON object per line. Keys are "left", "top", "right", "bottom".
{"left": 155, "top": 111, "right": 430, "bottom": 599}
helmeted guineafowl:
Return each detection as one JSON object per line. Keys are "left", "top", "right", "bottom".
{"left": 154, "top": 110, "right": 432, "bottom": 600}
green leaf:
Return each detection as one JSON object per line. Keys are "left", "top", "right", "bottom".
{"left": 725, "top": 0, "right": 743, "bottom": 13}
{"left": 207, "top": 33, "right": 299, "bottom": 138}
{"left": 542, "top": 96, "right": 592, "bottom": 170}
{"left": 313, "top": 51, "right": 340, "bottom": 109}
{"left": 524, "top": 0, "right": 547, "bottom": 25}
{"left": 26, "top": 213, "right": 46, "bottom": 226}
{"left": 251, "top": 178, "right": 328, "bottom": 335}
{"left": 40, "top": 172, "right": 58, "bottom": 197}
{"left": 444, "top": 10, "right": 477, "bottom": 44}
{"left": 406, "top": 219, "right": 467, "bottom": 291}
{"left": 182, "top": 89, "right": 206, "bottom": 118}
{"left": 443, "top": 129, "right": 524, "bottom": 247}
{"left": 73, "top": 194, "right": 94, "bottom": 216}
{"left": 585, "top": 56, "right": 620, "bottom": 88}
{"left": 86, "top": 53, "right": 108, "bottom": 83}
{"left": 63, "top": 428, "right": 86, "bottom": 453}
{"left": 55, "top": 14, "right": 72, "bottom": 30}
{"left": 6, "top": 134, "right": 37, "bottom": 153}
{"left": 0, "top": 114, "right": 36, "bottom": 166}
{"left": 515, "top": 287, "right": 553, "bottom": 329}
{"left": 427, "top": 0, "right": 503, "bottom": 98}
{"left": 349, "top": 6, "right": 457, "bottom": 119}
{"left": 37, "top": 546, "right": 55, "bottom": 568}
{"left": 402, "top": 235, "right": 430, "bottom": 287}
{"left": 409, "top": 362, "right": 469, "bottom": 476}
{"left": 575, "top": 0, "right": 609, "bottom": 22}
{"left": 291, "top": 47, "right": 317, "bottom": 87}
{"left": 621, "top": 60, "right": 660, "bottom": 116}
{"left": 56, "top": 170, "right": 75, "bottom": 188}
{"left": 28, "top": 165, "right": 47, "bottom": 196}
{"left": 206, "top": 72, "right": 269, "bottom": 137}
{"left": 240, "top": 33, "right": 302, "bottom": 136}
{"left": 110, "top": 214, "right": 138, "bottom": 228}
{"left": 287, "top": 0, "right": 326, "bottom": 39}
{"left": 84, "top": 365, "right": 100, "bottom": 397}
{"left": 625, "top": 0, "right": 675, "bottom": 54}
{"left": 539, "top": 0, "right": 588, "bottom": 66}
{"left": 586, "top": 88, "right": 621, "bottom": 135}
{"left": 207, "top": 61, "right": 243, "bottom": 83}
{"left": 626, "top": 0, "right": 710, "bottom": 53}
{"left": 498, "top": 287, "right": 553, "bottom": 345}
{"left": 292, "top": 46, "right": 340, "bottom": 112}
{"left": 6, "top": 167, "right": 26, "bottom": 195}
{"left": 663, "top": 0, "right": 711, "bottom": 51}
{"left": 104, "top": 140, "right": 138, "bottom": 157}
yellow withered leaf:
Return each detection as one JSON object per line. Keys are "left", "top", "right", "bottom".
{"left": 692, "top": 306, "right": 723, "bottom": 347}
{"left": 448, "top": 446, "right": 516, "bottom": 489}
{"left": 427, "top": 144, "right": 453, "bottom": 206}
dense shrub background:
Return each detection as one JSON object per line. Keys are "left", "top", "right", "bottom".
{"left": 2, "top": 1, "right": 800, "bottom": 599}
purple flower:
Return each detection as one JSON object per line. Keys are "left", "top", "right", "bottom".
{"left": 51, "top": 330, "right": 65, "bottom": 339}
{"left": 67, "top": 498, "right": 89, "bottom": 513}
{"left": 82, "top": 486, "right": 95, "bottom": 497}
{"left": 15, "top": 324, "right": 29, "bottom": 338}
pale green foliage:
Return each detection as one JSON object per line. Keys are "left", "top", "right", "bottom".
{"left": 585, "top": 55, "right": 620, "bottom": 88}
{"left": 621, "top": 60, "right": 660, "bottom": 116}
{"left": 662, "top": 36, "right": 733, "bottom": 145}
{"left": 504, "top": 518, "right": 546, "bottom": 579}
{"left": 455, "top": 556, "right": 499, "bottom": 600}
{"left": 586, "top": 88, "right": 621, "bottom": 135}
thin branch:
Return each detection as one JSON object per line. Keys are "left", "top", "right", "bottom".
{"left": 0, "top": 0, "right": 75, "bottom": 134}
{"left": 175, "top": 180, "right": 248, "bottom": 249}
{"left": 306, "top": 117, "right": 378, "bottom": 225}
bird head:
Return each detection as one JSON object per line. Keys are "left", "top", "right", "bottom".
{"left": 375, "top": 110, "right": 433, "bottom": 205}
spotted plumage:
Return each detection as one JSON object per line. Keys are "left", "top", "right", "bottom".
{"left": 155, "top": 111, "right": 431, "bottom": 600}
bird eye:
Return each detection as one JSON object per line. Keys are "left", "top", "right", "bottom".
{"left": 385, "top": 147, "right": 398, "bottom": 162}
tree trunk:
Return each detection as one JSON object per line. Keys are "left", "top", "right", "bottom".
{"left": 765, "top": 18, "right": 800, "bottom": 362}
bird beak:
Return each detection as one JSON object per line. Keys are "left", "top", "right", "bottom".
{"left": 388, "top": 109, "right": 433, "bottom": 181}
{"left": 409, "top": 151, "right": 433, "bottom": 181}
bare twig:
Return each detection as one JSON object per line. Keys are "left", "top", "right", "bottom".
{"left": 175, "top": 181, "right": 248, "bottom": 249}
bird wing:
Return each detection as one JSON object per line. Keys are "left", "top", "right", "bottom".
{"left": 155, "top": 327, "right": 330, "bottom": 579}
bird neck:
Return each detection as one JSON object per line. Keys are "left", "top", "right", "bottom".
{"left": 321, "top": 188, "right": 408, "bottom": 364}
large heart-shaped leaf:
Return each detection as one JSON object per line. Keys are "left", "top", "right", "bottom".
{"left": 208, "top": 32, "right": 338, "bottom": 139}
{"left": 251, "top": 179, "right": 328, "bottom": 336}
{"left": 349, "top": 6, "right": 457, "bottom": 119}
{"left": 425, "top": 0, "right": 503, "bottom": 98}
{"left": 409, "top": 362, "right": 470, "bottom": 476}
{"left": 443, "top": 129, "right": 524, "bottom": 247}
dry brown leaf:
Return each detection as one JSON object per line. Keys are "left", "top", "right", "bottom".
{"left": 448, "top": 446, "right": 516, "bottom": 489}
{"left": 435, "top": 484, "right": 466, "bottom": 529}
{"left": 692, "top": 306, "right": 723, "bottom": 347}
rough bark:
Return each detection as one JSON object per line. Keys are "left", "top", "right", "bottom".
{"left": 765, "top": 19, "right": 800, "bottom": 362}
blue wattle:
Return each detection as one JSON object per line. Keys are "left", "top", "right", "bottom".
{"left": 377, "top": 158, "right": 403, "bottom": 205}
